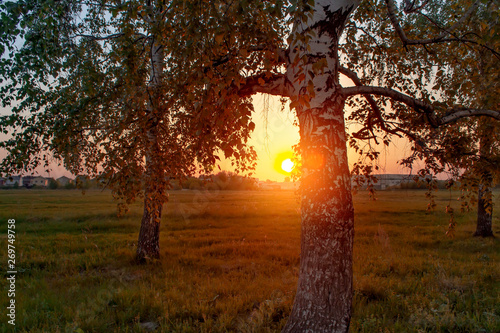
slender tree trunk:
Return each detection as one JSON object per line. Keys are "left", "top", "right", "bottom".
{"left": 136, "top": 112, "right": 166, "bottom": 260}
{"left": 137, "top": 179, "right": 164, "bottom": 260}
{"left": 136, "top": 125, "right": 166, "bottom": 260}
{"left": 474, "top": 176, "right": 494, "bottom": 237}
{"left": 137, "top": 36, "right": 167, "bottom": 261}
{"left": 282, "top": 1, "right": 359, "bottom": 332}
{"left": 474, "top": 127, "right": 495, "bottom": 238}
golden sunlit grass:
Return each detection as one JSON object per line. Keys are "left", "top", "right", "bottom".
{"left": 0, "top": 189, "right": 499, "bottom": 332}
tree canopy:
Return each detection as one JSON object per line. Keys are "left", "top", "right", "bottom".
{"left": 0, "top": 0, "right": 273, "bottom": 259}
{"left": 339, "top": 0, "right": 499, "bottom": 236}
{"left": 0, "top": 0, "right": 261, "bottom": 207}
{"left": 339, "top": 0, "right": 499, "bottom": 173}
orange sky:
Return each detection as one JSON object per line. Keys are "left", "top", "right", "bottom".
{"left": 246, "top": 94, "right": 418, "bottom": 182}
{"left": 0, "top": 94, "right": 418, "bottom": 180}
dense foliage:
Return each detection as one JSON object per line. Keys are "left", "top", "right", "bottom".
{"left": 0, "top": 0, "right": 272, "bottom": 207}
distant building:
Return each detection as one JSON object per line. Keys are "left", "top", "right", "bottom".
{"left": 259, "top": 180, "right": 282, "bottom": 190}
{"left": 75, "top": 175, "right": 89, "bottom": 183}
{"left": 375, "top": 174, "right": 413, "bottom": 190}
{"left": 21, "top": 175, "right": 35, "bottom": 187}
{"left": 4, "top": 176, "right": 22, "bottom": 187}
{"left": 57, "top": 176, "right": 73, "bottom": 186}
{"left": 352, "top": 174, "right": 413, "bottom": 190}
{"left": 2, "top": 175, "right": 70, "bottom": 188}
{"left": 32, "top": 176, "right": 49, "bottom": 187}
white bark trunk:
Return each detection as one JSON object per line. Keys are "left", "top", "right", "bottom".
{"left": 283, "top": 1, "right": 360, "bottom": 332}
{"left": 286, "top": 0, "right": 360, "bottom": 111}
{"left": 137, "top": 39, "right": 167, "bottom": 261}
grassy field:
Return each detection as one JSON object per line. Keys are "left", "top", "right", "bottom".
{"left": 0, "top": 188, "right": 499, "bottom": 332}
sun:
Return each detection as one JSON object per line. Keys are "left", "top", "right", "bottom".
{"left": 281, "top": 158, "right": 295, "bottom": 173}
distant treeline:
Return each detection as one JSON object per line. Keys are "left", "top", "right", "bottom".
{"left": 171, "top": 171, "right": 258, "bottom": 191}
{"left": 1, "top": 171, "right": 259, "bottom": 191}
{"left": 4, "top": 174, "right": 498, "bottom": 191}
{"left": 397, "top": 180, "right": 500, "bottom": 190}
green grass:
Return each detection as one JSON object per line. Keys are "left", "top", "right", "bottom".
{"left": 0, "top": 188, "right": 499, "bottom": 332}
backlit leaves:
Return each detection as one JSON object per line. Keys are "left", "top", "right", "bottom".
{"left": 0, "top": 0, "right": 285, "bottom": 209}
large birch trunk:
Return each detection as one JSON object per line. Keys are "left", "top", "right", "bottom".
{"left": 284, "top": 95, "right": 354, "bottom": 333}
{"left": 283, "top": 1, "right": 359, "bottom": 332}
{"left": 137, "top": 39, "right": 167, "bottom": 260}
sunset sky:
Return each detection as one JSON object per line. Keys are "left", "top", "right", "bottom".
{"left": 0, "top": 94, "right": 418, "bottom": 181}
{"left": 247, "top": 94, "right": 418, "bottom": 182}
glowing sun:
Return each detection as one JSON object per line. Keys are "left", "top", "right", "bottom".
{"left": 281, "top": 158, "right": 295, "bottom": 173}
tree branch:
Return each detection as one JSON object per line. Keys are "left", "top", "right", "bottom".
{"left": 385, "top": 0, "right": 479, "bottom": 46}
{"left": 342, "top": 84, "right": 439, "bottom": 126}
{"left": 208, "top": 45, "right": 287, "bottom": 73}
{"left": 342, "top": 85, "right": 500, "bottom": 128}
{"left": 403, "top": 0, "right": 429, "bottom": 14}
{"left": 441, "top": 109, "right": 500, "bottom": 124}
{"left": 238, "top": 73, "right": 289, "bottom": 98}
{"left": 340, "top": 68, "right": 383, "bottom": 118}
{"left": 74, "top": 32, "right": 148, "bottom": 41}
{"left": 340, "top": 67, "right": 444, "bottom": 143}
{"left": 340, "top": 67, "right": 388, "bottom": 141}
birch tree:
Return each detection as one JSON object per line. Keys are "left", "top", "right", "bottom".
{"left": 0, "top": 0, "right": 257, "bottom": 261}
{"left": 190, "top": 0, "right": 500, "bottom": 331}
{"left": 396, "top": 0, "right": 499, "bottom": 239}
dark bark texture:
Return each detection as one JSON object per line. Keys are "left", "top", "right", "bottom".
{"left": 474, "top": 130, "right": 495, "bottom": 238}
{"left": 136, "top": 139, "right": 166, "bottom": 260}
{"left": 474, "top": 182, "right": 494, "bottom": 237}
{"left": 137, "top": 190, "right": 163, "bottom": 260}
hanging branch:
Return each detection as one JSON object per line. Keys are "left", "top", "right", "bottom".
{"left": 385, "top": 0, "right": 479, "bottom": 45}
